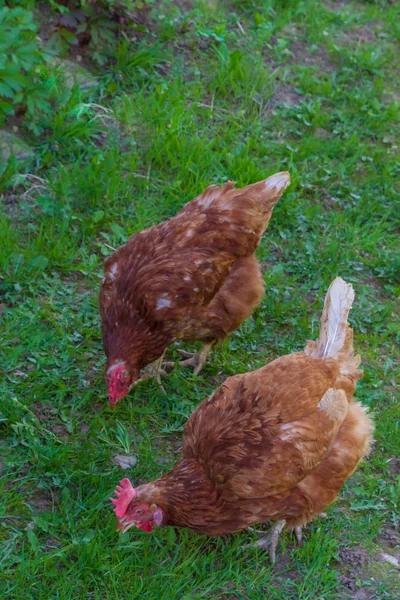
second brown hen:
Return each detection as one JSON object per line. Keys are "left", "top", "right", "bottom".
{"left": 110, "top": 277, "right": 374, "bottom": 562}
{"left": 100, "top": 172, "right": 290, "bottom": 407}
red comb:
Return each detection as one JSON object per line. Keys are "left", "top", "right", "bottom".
{"left": 110, "top": 478, "right": 137, "bottom": 519}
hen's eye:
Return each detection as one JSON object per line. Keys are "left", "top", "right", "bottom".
{"left": 136, "top": 509, "right": 143, "bottom": 515}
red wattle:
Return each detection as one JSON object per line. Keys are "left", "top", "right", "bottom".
{"left": 137, "top": 521, "right": 153, "bottom": 533}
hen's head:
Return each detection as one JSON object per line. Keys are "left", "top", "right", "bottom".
{"left": 111, "top": 478, "right": 164, "bottom": 534}
{"left": 106, "top": 362, "right": 139, "bottom": 409}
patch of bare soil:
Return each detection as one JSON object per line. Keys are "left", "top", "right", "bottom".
{"left": 28, "top": 493, "right": 53, "bottom": 513}
{"left": 209, "top": 372, "right": 228, "bottom": 387}
{"left": 379, "top": 526, "right": 400, "bottom": 549}
{"left": 45, "top": 536, "right": 62, "bottom": 551}
{"left": 358, "top": 277, "right": 385, "bottom": 293}
{"left": 387, "top": 456, "right": 400, "bottom": 477}
{"left": 80, "top": 422, "right": 90, "bottom": 434}
{"left": 168, "top": 0, "right": 194, "bottom": 12}
{"left": 58, "top": 273, "right": 92, "bottom": 298}
{"left": 35, "top": 1, "right": 150, "bottom": 70}
{"left": 30, "top": 402, "right": 69, "bottom": 439}
{"left": 269, "top": 85, "right": 301, "bottom": 108}
{"left": 337, "top": 546, "right": 373, "bottom": 595}
{"left": 272, "top": 548, "right": 299, "bottom": 581}
{"left": 337, "top": 544, "right": 400, "bottom": 598}
{"left": 336, "top": 24, "right": 383, "bottom": 47}
{"left": 0, "top": 193, "right": 20, "bottom": 218}
{"left": 289, "top": 39, "right": 336, "bottom": 73}
{"left": 385, "top": 90, "right": 400, "bottom": 105}
{"left": 275, "top": 25, "right": 336, "bottom": 73}
{"left": 324, "top": 0, "right": 365, "bottom": 14}
{"left": 316, "top": 127, "right": 330, "bottom": 139}
{"left": 263, "top": 64, "right": 302, "bottom": 108}
{"left": 153, "top": 432, "right": 183, "bottom": 466}
{"left": 264, "top": 31, "right": 337, "bottom": 108}
{"left": 339, "top": 546, "right": 370, "bottom": 571}
{"left": 350, "top": 590, "right": 376, "bottom": 600}
{"left": 36, "top": 3, "right": 54, "bottom": 43}
{"left": 30, "top": 401, "right": 53, "bottom": 422}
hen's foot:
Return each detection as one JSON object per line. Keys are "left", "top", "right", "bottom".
{"left": 178, "top": 342, "right": 213, "bottom": 375}
{"left": 244, "top": 522, "right": 303, "bottom": 562}
{"left": 133, "top": 353, "right": 174, "bottom": 393}
{"left": 243, "top": 520, "right": 286, "bottom": 563}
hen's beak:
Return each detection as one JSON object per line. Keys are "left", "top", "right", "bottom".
{"left": 108, "top": 378, "right": 138, "bottom": 409}
{"left": 116, "top": 518, "right": 137, "bottom": 534}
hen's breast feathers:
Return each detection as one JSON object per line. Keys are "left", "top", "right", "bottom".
{"left": 183, "top": 353, "right": 348, "bottom": 501}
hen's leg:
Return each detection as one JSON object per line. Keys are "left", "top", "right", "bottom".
{"left": 243, "top": 520, "right": 286, "bottom": 563}
{"left": 178, "top": 342, "right": 214, "bottom": 375}
{"left": 133, "top": 351, "right": 174, "bottom": 393}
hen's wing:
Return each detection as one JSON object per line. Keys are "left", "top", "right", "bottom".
{"left": 183, "top": 353, "right": 347, "bottom": 501}
{"left": 100, "top": 231, "right": 236, "bottom": 327}
{"left": 100, "top": 174, "right": 290, "bottom": 327}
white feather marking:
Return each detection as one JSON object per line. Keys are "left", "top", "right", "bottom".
{"left": 108, "top": 263, "right": 118, "bottom": 280}
{"left": 264, "top": 171, "right": 291, "bottom": 192}
{"left": 280, "top": 423, "right": 292, "bottom": 431}
{"left": 219, "top": 200, "right": 231, "bottom": 209}
{"left": 317, "top": 389, "right": 348, "bottom": 425}
{"left": 107, "top": 360, "right": 125, "bottom": 374}
{"left": 184, "top": 275, "right": 191, "bottom": 281}
{"left": 194, "top": 287, "right": 199, "bottom": 292}
{"left": 196, "top": 188, "right": 220, "bottom": 208}
{"left": 319, "top": 277, "right": 354, "bottom": 359}
{"left": 157, "top": 294, "right": 171, "bottom": 309}
{"left": 304, "top": 278, "right": 361, "bottom": 382}
{"left": 186, "top": 229, "right": 194, "bottom": 238}
{"left": 317, "top": 395, "right": 330, "bottom": 411}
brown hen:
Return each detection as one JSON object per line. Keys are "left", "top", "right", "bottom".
{"left": 111, "top": 277, "right": 374, "bottom": 562}
{"left": 100, "top": 172, "right": 290, "bottom": 407}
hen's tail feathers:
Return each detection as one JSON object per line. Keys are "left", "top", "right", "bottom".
{"left": 262, "top": 171, "right": 291, "bottom": 199}
{"left": 248, "top": 171, "right": 291, "bottom": 209}
{"left": 195, "top": 172, "right": 290, "bottom": 215}
{"left": 304, "top": 277, "right": 362, "bottom": 380}
{"left": 242, "top": 171, "right": 291, "bottom": 233}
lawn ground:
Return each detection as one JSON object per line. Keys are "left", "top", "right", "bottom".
{"left": 0, "top": 1, "right": 399, "bottom": 598}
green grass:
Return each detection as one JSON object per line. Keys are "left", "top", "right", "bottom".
{"left": 1, "top": 0, "right": 399, "bottom": 598}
